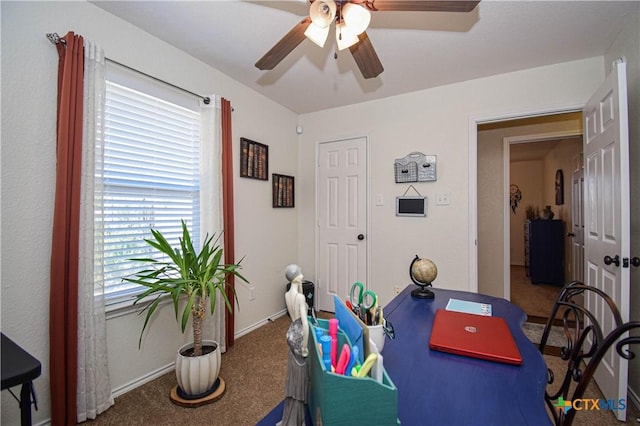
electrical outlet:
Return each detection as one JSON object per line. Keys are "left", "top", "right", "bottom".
{"left": 249, "top": 286, "right": 256, "bottom": 301}
{"left": 394, "top": 286, "right": 402, "bottom": 294}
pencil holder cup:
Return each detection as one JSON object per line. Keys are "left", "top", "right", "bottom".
{"left": 368, "top": 324, "right": 385, "bottom": 352}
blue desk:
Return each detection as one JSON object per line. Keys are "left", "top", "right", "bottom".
{"left": 382, "top": 286, "right": 550, "bottom": 425}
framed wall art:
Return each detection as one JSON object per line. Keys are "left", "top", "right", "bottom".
{"left": 272, "top": 174, "right": 294, "bottom": 208}
{"left": 555, "top": 169, "right": 564, "bottom": 205}
{"left": 240, "top": 137, "right": 268, "bottom": 180}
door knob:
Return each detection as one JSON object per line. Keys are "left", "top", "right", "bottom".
{"left": 631, "top": 257, "right": 640, "bottom": 267}
{"left": 357, "top": 234, "right": 365, "bottom": 241}
{"left": 567, "top": 232, "right": 575, "bottom": 237}
{"left": 604, "top": 255, "right": 620, "bottom": 267}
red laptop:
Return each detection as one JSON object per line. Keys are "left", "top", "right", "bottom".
{"left": 429, "top": 309, "right": 523, "bottom": 365}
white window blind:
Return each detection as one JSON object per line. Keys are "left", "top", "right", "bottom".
{"left": 100, "top": 80, "right": 201, "bottom": 303}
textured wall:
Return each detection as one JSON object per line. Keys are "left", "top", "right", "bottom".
{"left": 1, "top": 2, "right": 298, "bottom": 424}
{"left": 510, "top": 160, "right": 543, "bottom": 265}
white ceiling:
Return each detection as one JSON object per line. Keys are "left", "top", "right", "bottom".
{"left": 510, "top": 138, "right": 580, "bottom": 162}
{"left": 90, "top": 0, "right": 638, "bottom": 114}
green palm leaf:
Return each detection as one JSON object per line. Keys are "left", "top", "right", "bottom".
{"left": 123, "top": 219, "right": 249, "bottom": 355}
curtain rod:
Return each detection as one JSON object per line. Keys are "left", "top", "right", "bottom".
{"left": 46, "top": 32, "right": 211, "bottom": 105}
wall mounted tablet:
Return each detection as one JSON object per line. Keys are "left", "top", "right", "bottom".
{"left": 396, "top": 196, "right": 427, "bottom": 217}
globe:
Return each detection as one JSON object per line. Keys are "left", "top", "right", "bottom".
{"left": 409, "top": 255, "right": 437, "bottom": 299}
{"left": 411, "top": 258, "right": 438, "bottom": 285}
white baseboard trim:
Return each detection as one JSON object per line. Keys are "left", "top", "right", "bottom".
{"left": 32, "top": 363, "right": 175, "bottom": 426}
{"left": 234, "top": 309, "right": 288, "bottom": 339}
{"left": 111, "top": 362, "right": 175, "bottom": 399}
{"left": 96, "top": 311, "right": 286, "bottom": 408}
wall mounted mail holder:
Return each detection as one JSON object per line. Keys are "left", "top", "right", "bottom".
{"left": 394, "top": 152, "right": 437, "bottom": 183}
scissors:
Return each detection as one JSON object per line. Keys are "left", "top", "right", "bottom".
{"left": 371, "top": 302, "right": 384, "bottom": 326}
{"left": 349, "top": 282, "right": 377, "bottom": 323}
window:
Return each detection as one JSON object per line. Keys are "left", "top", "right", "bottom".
{"left": 99, "top": 72, "right": 201, "bottom": 306}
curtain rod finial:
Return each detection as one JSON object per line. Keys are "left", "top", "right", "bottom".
{"left": 46, "top": 33, "right": 66, "bottom": 45}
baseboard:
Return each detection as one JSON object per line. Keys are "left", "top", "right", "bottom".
{"left": 52, "top": 310, "right": 286, "bottom": 421}
{"left": 111, "top": 362, "right": 175, "bottom": 398}
{"left": 107, "top": 311, "right": 287, "bottom": 399}
{"left": 30, "top": 363, "right": 176, "bottom": 426}
{"left": 234, "top": 309, "right": 288, "bottom": 339}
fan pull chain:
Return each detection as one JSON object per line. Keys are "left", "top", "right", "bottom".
{"left": 336, "top": 1, "right": 343, "bottom": 60}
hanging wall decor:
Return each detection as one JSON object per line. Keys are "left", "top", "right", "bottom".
{"left": 272, "top": 174, "right": 294, "bottom": 208}
{"left": 510, "top": 184, "right": 522, "bottom": 214}
{"left": 555, "top": 169, "right": 564, "bottom": 205}
{"left": 240, "top": 137, "right": 268, "bottom": 180}
{"left": 393, "top": 152, "right": 437, "bottom": 183}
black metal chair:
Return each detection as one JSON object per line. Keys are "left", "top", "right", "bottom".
{"left": 539, "top": 280, "right": 640, "bottom": 426}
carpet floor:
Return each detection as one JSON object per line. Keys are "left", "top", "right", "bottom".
{"left": 84, "top": 316, "right": 292, "bottom": 426}
{"left": 522, "top": 321, "right": 566, "bottom": 347}
{"left": 510, "top": 265, "right": 564, "bottom": 319}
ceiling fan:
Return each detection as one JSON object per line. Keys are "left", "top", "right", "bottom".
{"left": 255, "top": 0, "right": 480, "bottom": 79}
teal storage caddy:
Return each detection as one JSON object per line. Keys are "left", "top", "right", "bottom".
{"left": 307, "top": 319, "right": 399, "bottom": 425}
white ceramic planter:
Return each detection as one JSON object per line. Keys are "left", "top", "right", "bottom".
{"left": 175, "top": 340, "right": 221, "bottom": 396}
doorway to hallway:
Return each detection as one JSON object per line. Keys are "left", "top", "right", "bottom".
{"left": 508, "top": 133, "right": 582, "bottom": 319}
{"left": 476, "top": 112, "right": 582, "bottom": 306}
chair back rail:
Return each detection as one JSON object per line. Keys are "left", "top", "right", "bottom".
{"left": 539, "top": 280, "right": 639, "bottom": 425}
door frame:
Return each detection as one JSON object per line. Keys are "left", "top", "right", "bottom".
{"left": 314, "top": 135, "right": 370, "bottom": 311}
{"left": 501, "top": 130, "right": 582, "bottom": 299}
{"left": 468, "top": 105, "right": 582, "bottom": 295}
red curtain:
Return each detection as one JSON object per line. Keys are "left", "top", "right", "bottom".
{"left": 50, "top": 31, "right": 84, "bottom": 426}
{"left": 221, "top": 98, "right": 236, "bottom": 347}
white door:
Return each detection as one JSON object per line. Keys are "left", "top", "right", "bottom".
{"left": 317, "top": 137, "right": 368, "bottom": 312}
{"left": 583, "top": 60, "right": 630, "bottom": 421}
{"left": 571, "top": 153, "right": 584, "bottom": 283}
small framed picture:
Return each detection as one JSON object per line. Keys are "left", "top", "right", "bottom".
{"left": 272, "top": 174, "right": 294, "bottom": 208}
{"left": 240, "top": 137, "right": 268, "bottom": 180}
{"left": 555, "top": 169, "right": 564, "bottom": 205}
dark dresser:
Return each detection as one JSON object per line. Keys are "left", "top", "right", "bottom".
{"left": 525, "top": 219, "right": 565, "bottom": 285}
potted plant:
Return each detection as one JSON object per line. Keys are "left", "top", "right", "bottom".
{"left": 124, "top": 220, "right": 247, "bottom": 398}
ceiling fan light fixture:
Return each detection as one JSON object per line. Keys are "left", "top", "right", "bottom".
{"left": 309, "top": 0, "right": 337, "bottom": 29}
{"left": 305, "top": 22, "right": 331, "bottom": 47}
{"left": 335, "top": 22, "right": 359, "bottom": 51}
{"left": 341, "top": 3, "right": 371, "bottom": 36}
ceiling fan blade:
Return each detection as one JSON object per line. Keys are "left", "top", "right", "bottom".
{"left": 364, "top": 1, "right": 480, "bottom": 12}
{"left": 349, "top": 31, "right": 384, "bottom": 79}
{"left": 255, "top": 17, "right": 312, "bottom": 70}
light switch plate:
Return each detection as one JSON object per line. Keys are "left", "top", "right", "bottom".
{"left": 436, "top": 193, "right": 450, "bottom": 206}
